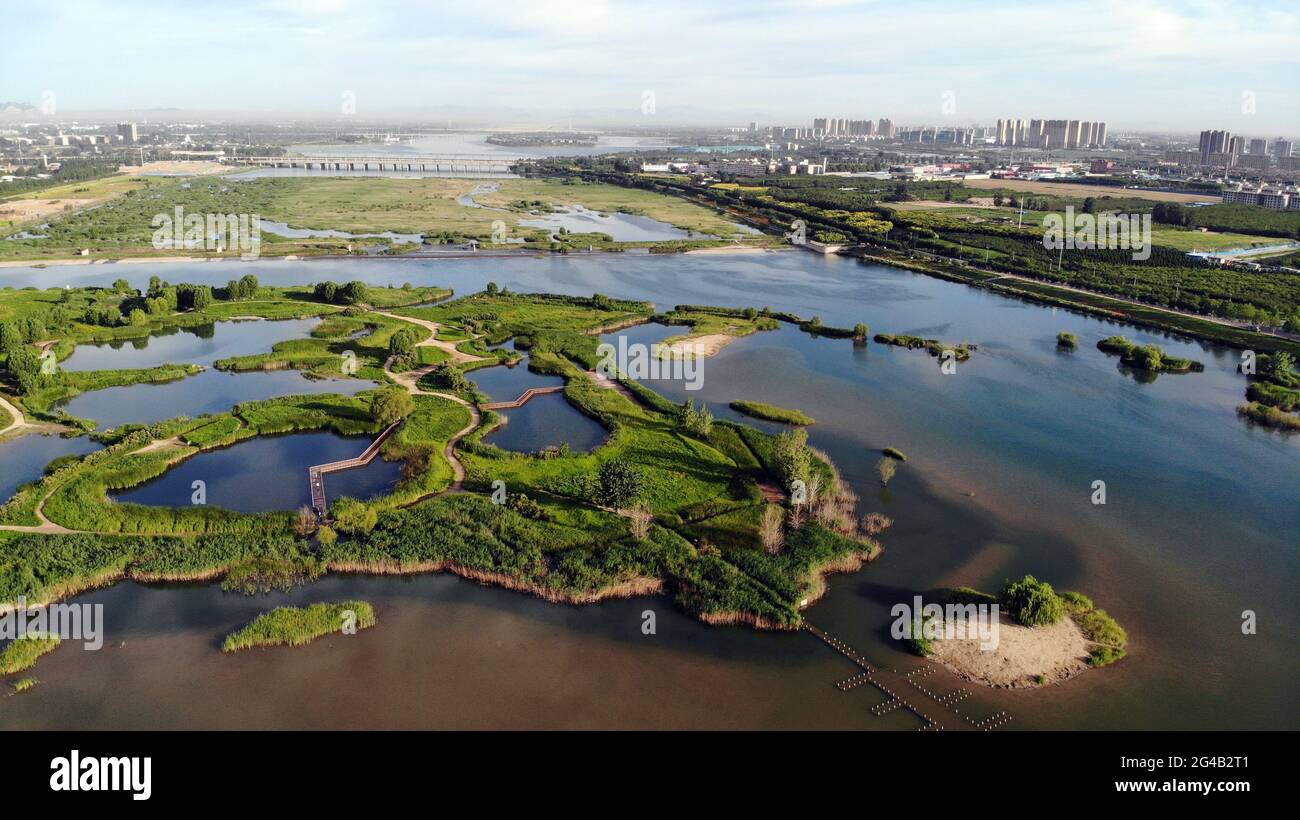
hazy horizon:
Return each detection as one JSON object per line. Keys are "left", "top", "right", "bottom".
{"left": 2, "top": 0, "right": 1298, "bottom": 134}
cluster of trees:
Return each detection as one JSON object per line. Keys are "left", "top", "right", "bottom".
{"left": 313, "top": 280, "right": 370, "bottom": 305}
{"left": 425, "top": 362, "right": 470, "bottom": 392}
{"left": 387, "top": 326, "right": 421, "bottom": 362}
{"left": 1000, "top": 575, "right": 1066, "bottom": 627}
{"left": 675, "top": 399, "right": 713, "bottom": 437}
{"left": 222, "top": 274, "right": 261, "bottom": 301}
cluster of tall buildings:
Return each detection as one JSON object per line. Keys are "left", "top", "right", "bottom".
{"left": 995, "top": 118, "right": 1107, "bottom": 149}
{"left": 1186, "top": 130, "right": 1294, "bottom": 171}
{"left": 809, "top": 117, "right": 895, "bottom": 139}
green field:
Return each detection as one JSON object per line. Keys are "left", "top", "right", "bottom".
{"left": 1, "top": 175, "right": 759, "bottom": 260}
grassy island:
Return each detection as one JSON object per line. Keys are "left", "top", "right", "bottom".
{"left": 0, "top": 634, "right": 61, "bottom": 675}
{"left": 1097, "top": 335, "right": 1203, "bottom": 373}
{"left": 1056, "top": 331, "right": 1078, "bottom": 349}
{"left": 729, "top": 400, "right": 815, "bottom": 425}
{"left": 0, "top": 283, "right": 885, "bottom": 630}
{"left": 1238, "top": 352, "right": 1300, "bottom": 430}
{"left": 873, "top": 333, "right": 973, "bottom": 361}
{"left": 223, "top": 601, "right": 376, "bottom": 651}
{"left": 914, "top": 575, "right": 1127, "bottom": 687}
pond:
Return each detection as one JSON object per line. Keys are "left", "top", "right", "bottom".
{"left": 58, "top": 369, "right": 376, "bottom": 429}
{"left": 60, "top": 317, "right": 321, "bottom": 371}
{"left": 0, "top": 433, "right": 99, "bottom": 503}
{"left": 471, "top": 358, "right": 606, "bottom": 454}
{"left": 112, "top": 431, "right": 401, "bottom": 513}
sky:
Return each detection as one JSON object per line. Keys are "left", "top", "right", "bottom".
{"left": 2, "top": 0, "right": 1298, "bottom": 134}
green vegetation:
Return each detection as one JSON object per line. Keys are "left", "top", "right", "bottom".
{"left": 1, "top": 175, "right": 763, "bottom": 262}
{"left": 0, "top": 634, "right": 61, "bottom": 674}
{"left": 222, "top": 600, "right": 376, "bottom": 651}
{"left": 1057, "top": 331, "right": 1078, "bottom": 349}
{"left": 11, "top": 677, "right": 39, "bottom": 693}
{"left": 999, "top": 574, "right": 1066, "bottom": 627}
{"left": 552, "top": 165, "right": 1300, "bottom": 353}
{"left": 1059, "top": 590, "right": 1129, "bottom": 666}
{"left": 729, "top": 400, "right": 815, "bottom": 425}
{"left": 0, "top": 284, "right": 884, "bottom": 630}
{"left": 882, "top": 447, "right": 907, "bottom": 462}
{"left": 873, "top": 333, "right": 973, "bottom": 360}
{"left": 1237, "top": 402, "right": 1300, "bottom": 431}
{"left": 1097, "top": 335, "right": 1204, "bottom": 373}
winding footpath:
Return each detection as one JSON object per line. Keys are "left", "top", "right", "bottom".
{"left": 0, "top": 394, "right": 32, "bottom": 438}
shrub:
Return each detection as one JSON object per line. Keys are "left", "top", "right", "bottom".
{"left": 999, "top": 574, "right": 1065, "bottom": 627}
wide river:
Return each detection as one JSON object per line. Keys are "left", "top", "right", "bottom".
{"left": 1, "top": 251, "right": 1295, "bottom": 729}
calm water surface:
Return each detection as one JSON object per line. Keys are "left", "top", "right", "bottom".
{"left": 1, "top": 251, "right": 1295, "bottom": 729}
{"left": 113, "top": 431, "right": 400, "bottom": 512}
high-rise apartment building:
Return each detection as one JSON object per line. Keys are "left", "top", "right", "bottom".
{"left": 1248, "top": 138, "right": 1268, "bottom": 155}
{"left": 1199, "top": 129, "right": 1232, "bottom": 163}
{"left": 117, "top": 122, "right": 138, "bottom": 143}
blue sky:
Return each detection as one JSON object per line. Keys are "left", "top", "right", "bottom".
{"left": 2, "top": 0, "right": 1297, "bottom": 133}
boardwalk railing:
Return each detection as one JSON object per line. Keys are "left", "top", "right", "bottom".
{"left": 480, "top": 386, "right": 564, "bottom": 411}
{"left": 309, "top": 423, "right": 400, "bottom": 516}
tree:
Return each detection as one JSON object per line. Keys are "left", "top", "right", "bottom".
{"left": 371, "top": 386, "right": 415, "bottom": 427}
{"left": 388, "top": 327, "right": 417, "bottom": 358}
{"left": 596, "top": 459, "right": 644, "bottom": 509}
{"left": 339, "top": 280, "right": 369, "bottom": 305}
{"left": 428, "top": 362, "right": 469, "bottom": 392}
{"left": 676, "top": 399, "right": 713, "bottom": 437}
{"left": 3, "top": 344, "right": 42, "bottom": 392}
{"left": 293, "top": 506, "right": 318, "bottom": 536}
{"left": 1264, "top": 351, "right": 1295, "bottom": 382}
{"left": 760, "top": 504, "right": 785, "bottom": 554}
{"left": 314, "top": 281, "right": 339, "bottom": 303}
{"left": 627, "top": 504, "right": 652, "bottom": 540}
{"left": 1000, "top": 574, "right": 1065, "bottom": 627}
{"left": 485, "top": 281, "right": 500, "bottom": 295}
{"left": 1082, "top": 197, "right": 1096, "bottom": 214}
{"left": 331, "top": 497, "right": 377, "bottom": 534}
{"left": 0, "top": 322, "right": 21, "bottom": 354}
{"left": 772, "top": 428, "right": 811, "bottom": 489}
{"left": 852, "top": 322, "right": 869, "bottom": 341}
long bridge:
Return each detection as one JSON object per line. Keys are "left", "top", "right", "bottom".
{"left": 309, "top": 422, "right": 401, "bottom": 517}
{"left": 227, "top": 154, "right": 518, "bottom": 174}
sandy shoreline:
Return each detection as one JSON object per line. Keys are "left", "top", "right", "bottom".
{"left": 659, "top": 332, "right": 737, "bottom": 358}
{"left": 927, "top": 617, "right": 1092, "bottom": 688}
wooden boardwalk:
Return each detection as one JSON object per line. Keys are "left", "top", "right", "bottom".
{"left": 480, "top": 385, "right": 564, "bottom": 411}
{"left": 309, "top": 423, "right": 400, "bottom": 516}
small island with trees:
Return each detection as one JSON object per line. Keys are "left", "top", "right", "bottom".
{"left": 909, "top": 574, "right": 1128, "bottom": 688}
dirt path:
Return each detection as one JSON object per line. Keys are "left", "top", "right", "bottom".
{"left": 375, "top": 311, "right": 488, "bottom": 365}
{"left": 0, "top": 394, "right": 28, "bottom": 437}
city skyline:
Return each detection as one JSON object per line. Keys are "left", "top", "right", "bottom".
{"left": 2, "top": 0, "right": 1298, "bottom": 133}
